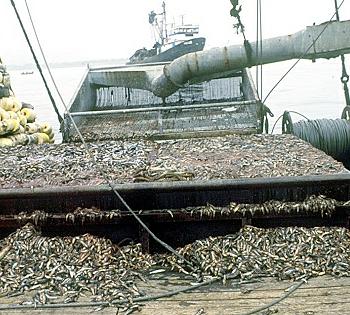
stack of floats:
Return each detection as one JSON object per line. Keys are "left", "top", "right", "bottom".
{"left": 0, "top": 61, "right": 54, "bottom": 147}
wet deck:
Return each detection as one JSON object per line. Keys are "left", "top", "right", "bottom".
{"left": 1, "top": 275, "right": 349, "bottom": 314}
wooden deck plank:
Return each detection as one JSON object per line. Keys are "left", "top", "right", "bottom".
{"left": 2, "top": 302, "right": 350, "bottom": 315}
{"left": 156, "top": 286, "right": 350, "bottom": 300}
{"left": 1, "top": 276, "right": 350, "bottom": 314}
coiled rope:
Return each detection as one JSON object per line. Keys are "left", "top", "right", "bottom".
{"left": 283, "top": 113, "right": 350, "bottom": 161}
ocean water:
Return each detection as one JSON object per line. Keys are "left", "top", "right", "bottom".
{"left": 8, "top": 57, "right": 350, "bottom": 142}
{"left": 9, "top": 66, "right": 86, "bottom": 143}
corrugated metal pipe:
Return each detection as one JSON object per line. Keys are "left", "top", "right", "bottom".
{"left": 151, "top": 20, "right": 350, "bottom": 98}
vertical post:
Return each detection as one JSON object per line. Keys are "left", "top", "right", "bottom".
{"left": 139, "top": 224, "right": 150, "bottom": 253}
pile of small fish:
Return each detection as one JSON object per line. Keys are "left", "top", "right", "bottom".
{"left": 65, "top": 207, "right": 121, "bottom": 224}
{"left": 10, "top": 195, "right": 337, "bottom": 230}
{"left": 158, "top": 225, "right": 350, "bottom": 281}
{"left": 0, "top": 224, "right": 155, "bottom": 305}
{"left": 15, "top": 207, "right": 121, "bottom": 225}
{"left": 0, "top": 60, "right": 54, "bottom": 146}
{"left": 0, "top": 134, "right": 345, "bottom": 189}
{"left": 180, "top": 195, "right": 337, "bottom": 218}
{"left": 2, "top": 223, "right": 350, "bottom": 307}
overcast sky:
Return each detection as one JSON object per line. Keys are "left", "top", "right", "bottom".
{"left": 1, "top": 0, "right": 350, "bottom": 65}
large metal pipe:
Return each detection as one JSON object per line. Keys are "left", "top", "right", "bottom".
{"left": 151, "top": 20, "right": 350, "bottom": 98}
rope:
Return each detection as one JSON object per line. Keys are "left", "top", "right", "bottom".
{"left": 255, "top": 0, "right": 270, "bottom": 133}
{"left": 262, "top": 0, "right": 346, "bottom": 104}
{"left": 255, "top": 0, "right": 263, "bottom": 100}
{"left": 0, "top": 276, "right": 225, "bottom": 310}
{"left": 271, "top": 110, "right": 310, "bottom": 134}
{"left": 230, "top": 0, "right": 272, "bottom": 133}
{"left": 229, "top": 0, "right": 252, "bottom": 65}
{"left": 240, "top": 280, "right": 305, "bottom": 315}
{"left": 334, "top": 0, "right": 350, "bottom": 107}
{"left": 230, "top": 0, "right": 245, "bottom": 35}
{"left": 21, "top": 0, "right": 196, "bottom": 272}
{"left": 0, "top": 276, "right": 306, "bottom": 313}
{"left": 9, "top": 0, "right": 63, "bottom": 124}
{"left": 270, "top": 113, "right": 284, "bottom": 134}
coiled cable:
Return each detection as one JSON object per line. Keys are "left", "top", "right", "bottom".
{"left": 283, "top": 113, "right": 350, "bottom": 161}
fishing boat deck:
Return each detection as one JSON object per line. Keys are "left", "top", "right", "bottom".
{"left": 1, "top": 275, "right": 349, "bottom": 314}
{"left": 0, "top": 134, "right": 346, "bottom": 189}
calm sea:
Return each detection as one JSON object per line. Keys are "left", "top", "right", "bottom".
{"left": 8, "top": 57, "right": 350, "bottom": 143}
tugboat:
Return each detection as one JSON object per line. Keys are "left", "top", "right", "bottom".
{"left": 127, "top": 2, "right": 206, "bottom": 64}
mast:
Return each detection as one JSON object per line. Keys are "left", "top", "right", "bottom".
{"left": 162, "top": 2, "right": 168, "bottom": 44}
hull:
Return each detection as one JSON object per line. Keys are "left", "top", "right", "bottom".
{"left": 128, "top": 37, "right": 206, "bottom": 64}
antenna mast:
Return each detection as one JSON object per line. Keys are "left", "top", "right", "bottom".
{"left": 162, "top": 2, "right": 167, "bottom": 44}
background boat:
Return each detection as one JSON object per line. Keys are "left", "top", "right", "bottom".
{"left": 127, "top": 2, "right": 205, "bottom": 64}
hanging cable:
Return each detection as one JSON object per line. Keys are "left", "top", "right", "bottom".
{"left": 255, "top": 0, "right": 260, "bottom": 98}
{"left": 255, "top": 0, "right": 270, "bottom": 133}
{"left": 255, "top": 0, "right": 264, "bottom": 100}
{"left": 334, "top": 0, "right": 350, "bottom": 108}
{"left": 9, "top": 0, "right": 63, "bottom": 124}
{"left": 262, "top": 0, "right": 346, "bottom": 104}
{"left": 22, "top": 0, "right": 196, "bottom": 272}
{"left": 258, "top": 0, "right": 263, "bottom": 100}
{"left": 23, "top": 0, "right": 67, "bottom": 129}
{"left": 271, "top": 110, "right": 310, "bottom": 134}
{"left": 241, "top": 279, "right": 306, "bottom": 315}
{"left": 230, "top": 0, "right": 272, "bottom": 133}
{"left": 229, "top": 0, "right": 252, "bottom": 64}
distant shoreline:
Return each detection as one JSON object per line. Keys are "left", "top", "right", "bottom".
{"left": 7, "top": 58, "right": 127, "bottom": 71}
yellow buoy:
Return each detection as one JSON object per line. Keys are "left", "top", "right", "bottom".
{"left": 25, "top": 122, "right": 41, "bottom": 134}
{"left": 0, "top": 97, "right": 13, "bottom": 111}
{"left": 11, "top": 97, "right": 22, "bottom": 112}
{"left": 4, "top": 118, "right": 20, "bottom": 133}
{"left": 0, "top": 137, "right": 13, "bottom": 147}
{"left": 0, "top": 121, "right": 7, "bottom": 135}
{"left": 17, "top": 113, "right": 27, "bottom": 127}
{"left": 0, "top": 108, "right": 10, "bottom": 121}
{"left": 0, "top": 96, "right": 21, "bottom": 112}
{"left": 18, "top": 125, "right": 25, "bottom": 134}
{"left": 48, "top": 131, "right": 55, "bottom": 140}
{"left": 40, "top": 122, "right": 53, "bottom": 135}
{"left": 20, "top": 108, "right": 37, "bottom": 123}
{"left": 35, "top": 132, "right": 50, "bottom": 144}
{"left": 8, "top": 133, "right": 28, "bottom": 145}
{"left": 8, "top": 111, "right": 19, "bottom": 121}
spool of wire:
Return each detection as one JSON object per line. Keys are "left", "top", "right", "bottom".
{"left": 282, "top": 111, "right": 350, "bottom": 162}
